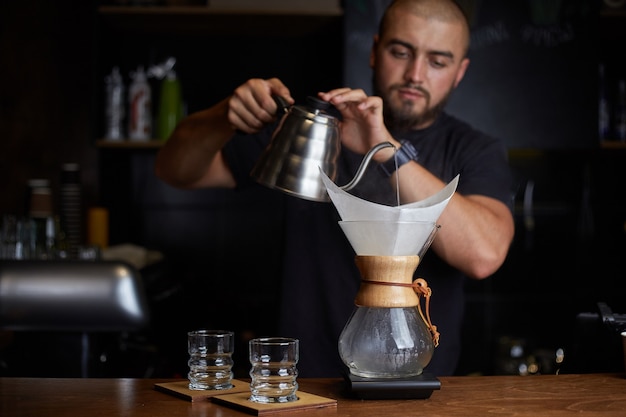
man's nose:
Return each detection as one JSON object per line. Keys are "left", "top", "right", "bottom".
{"left": 405, "top": 57, "right": 426, "bottom": 83}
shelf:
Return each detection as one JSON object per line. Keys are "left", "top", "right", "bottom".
{"left": 96, "top": 139, "right": 164, "bottom": 149}
{"left": 600, "top": 7, "right": 626, "bottom": 18}
{"left": 97, "top": 5, "right": 343, "bottom": 36}
{"left": 98, "top": 5, "right": 343, "bottom": 16}
{"left": 600, "top": 140, "right": 626, "bottom": 149}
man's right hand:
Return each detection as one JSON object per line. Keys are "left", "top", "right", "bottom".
{"left": 227, "top": 78, "right": 294, "bottom": 134}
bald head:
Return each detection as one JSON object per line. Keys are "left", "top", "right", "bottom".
{"left": 379, "top": 0, "right": 470, "bottom": 56}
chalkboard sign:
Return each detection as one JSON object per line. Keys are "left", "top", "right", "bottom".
{"left": 342, "top": 0, "right": 597, "bottom": 149}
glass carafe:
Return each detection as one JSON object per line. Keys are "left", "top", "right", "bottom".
{"left": 339, "top": 306, "right": 434, "bottom": 378}
{"left": 338, "top": 222, "right": 440, "bottom": 378}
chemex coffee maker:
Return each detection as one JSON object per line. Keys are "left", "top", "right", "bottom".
{"left": 251, "top": 95, "right": 459, "bottom": 399}
{"left": 336, "top": 221, "right": 441, "bottom": 399}
{"left": 323, "top": 174, "right": 458, "bottom": 399}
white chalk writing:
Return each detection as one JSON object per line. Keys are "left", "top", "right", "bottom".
{"left": 521, "top": 23, "right": 575, "bottom": 47}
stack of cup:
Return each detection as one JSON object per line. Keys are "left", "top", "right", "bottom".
{"left": 60, "top": 163, "right": 82, "bottom": 259}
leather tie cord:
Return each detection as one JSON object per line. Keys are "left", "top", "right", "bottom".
{"left": 361, "top": 277, "right": 440, "bottom": 347}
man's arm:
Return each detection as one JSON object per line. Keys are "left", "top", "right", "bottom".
{"left": 154, "top": 78, "right": 293, "bottom": 189}
{"left": 155, "top": 98, "right": 236, "bottom": 189}
{"left": 394, "top": 163, "right": 514, "bottom": 280}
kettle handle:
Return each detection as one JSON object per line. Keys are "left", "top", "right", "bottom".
{"left": 340, "top": 141, "right": 396, "bottom": 192}
{"left": 272, "top": 95, "right": 291, "bottom": 115}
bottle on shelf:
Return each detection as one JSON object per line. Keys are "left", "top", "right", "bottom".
{"left": 598, "top": 63, "right": 611, "bottom": 141}
{"left": 128, "top": 66, "right": 152, "bottom": 141}
{"left": 149, "top": 57, "right": 184, "bottom": 141}
{"left": 104, "top": 66, "right": 125, "bottom": 140}
{"left": 87, "top": 206, "right": 109, "bottom": 251}
{"left": 615, "top": 79, "right": 626, "bottom": 142}
{"left": 27, "top": 179, "right": 54, "bottom": 260}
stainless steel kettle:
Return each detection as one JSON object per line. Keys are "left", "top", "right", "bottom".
{"left": 251, "top": 95, "right": 393, "bottom": 202}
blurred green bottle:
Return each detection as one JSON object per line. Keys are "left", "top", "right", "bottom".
{"left": 156, "top": 69, "right": 184, "bottom": 141}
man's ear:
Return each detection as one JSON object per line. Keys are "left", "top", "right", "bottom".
{"left": 454, "top": 57, "right": 470, "bottom": 88}
{"left": 369, "top": 34, "right": 380, "bottom": 69}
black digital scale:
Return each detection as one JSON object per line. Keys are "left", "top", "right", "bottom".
{"left": 343, "top": 371, "right": 441, "bottom": 400}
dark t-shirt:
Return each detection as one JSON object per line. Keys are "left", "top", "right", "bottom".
{"left": 223, "top": 112, "right": 512, "bottom": 377}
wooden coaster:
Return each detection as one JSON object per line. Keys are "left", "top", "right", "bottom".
{"left": 212, "top": 391, "right": 337, "bottom": 415}
{"left": 154, "top": 379, "right": 249, "bottom": 402}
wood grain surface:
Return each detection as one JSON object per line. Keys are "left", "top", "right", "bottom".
{"left": 2, "top": 374, "right": 626, "bottom": 416}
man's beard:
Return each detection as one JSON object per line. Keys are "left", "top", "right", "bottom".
{"left": 374, "top": 82, "right": 452, "bottom": 133}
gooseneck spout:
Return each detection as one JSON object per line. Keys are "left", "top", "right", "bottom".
{"left": 340, "top": 142, "right": 395, "bottom": 192}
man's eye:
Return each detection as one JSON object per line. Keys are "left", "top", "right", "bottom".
{"left": 430, "top": 58, "right": 447, "bottom": 69}
{"left": 390, "top": 48, "right": 410, "bottom": 59}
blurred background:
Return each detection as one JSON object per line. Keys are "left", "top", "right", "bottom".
{"left": 1, "top": 0, "right": 625, "bottom": 378}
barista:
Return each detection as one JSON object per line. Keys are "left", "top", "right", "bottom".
{"left": 155, "top": 0, "right": 514, "bottom": 377}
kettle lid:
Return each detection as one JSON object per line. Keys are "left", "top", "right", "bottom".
{"left": 291, "top": 96, "right": 338, "bottom": 124}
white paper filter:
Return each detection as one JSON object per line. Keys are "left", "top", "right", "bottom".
{"left": 322, "top": 172, "right": 459, "bottom": 256}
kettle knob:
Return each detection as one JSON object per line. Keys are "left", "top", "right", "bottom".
{"left": 273, "top": 95, "right": 332, "bottom": 114}
{"left": 305, "top": 96, "right": 331, "bottom": 112}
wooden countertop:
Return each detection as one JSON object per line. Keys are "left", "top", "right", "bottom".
{"left": 2, "top": 374, "right": 626, "bottom": 416}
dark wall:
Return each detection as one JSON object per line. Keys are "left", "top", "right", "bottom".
{"left": 447, "top": 0, "right": 597, "bottom": 149}
{"left": 0, "top": 0, "right": 99, "bottom": 216}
